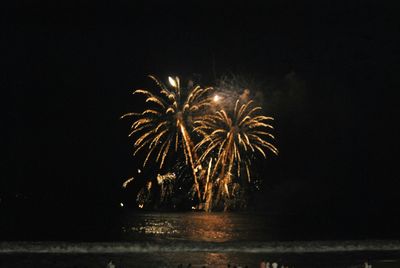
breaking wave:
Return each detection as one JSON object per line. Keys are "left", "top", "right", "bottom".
{"left": 1, "top": 240, "right": 400, "bottom": 254}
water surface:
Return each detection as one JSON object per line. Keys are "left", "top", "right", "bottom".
{"left": 2, "top": 212, "right": 400, "bottom": 267}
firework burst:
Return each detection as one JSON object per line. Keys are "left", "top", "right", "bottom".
{"left": 194, "top": 98, "right": 278, "bottom": 209}
{"left": 121, "top": 75, "right": 214, "bottom": 199}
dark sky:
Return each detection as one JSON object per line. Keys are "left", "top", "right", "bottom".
{"left": 1, "top": 1, "right": 399, "bottom": 238}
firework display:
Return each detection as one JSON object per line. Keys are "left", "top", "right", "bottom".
{"left": 194, "top": 99, "right": 278, "bottom": 210}
{"left": 122, "top": 76, "right": 277, "bottom": 211}
{"left": 121, "top": 76, "right": 214, "bottom": 200}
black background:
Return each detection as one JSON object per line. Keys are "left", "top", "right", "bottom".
{"left": 1, "top": 0, "right": 399, "bottom": 240}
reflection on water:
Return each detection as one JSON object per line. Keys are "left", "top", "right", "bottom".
{"left": 204, "top": 252, "right": 230, "bottom": 267}
{"left": 117, "top": 212, "right": 400, "bottom": 267}
{"left": 121, "top": 212, "right": 277, "bottom": 242}
{"left": 1, "top": 212, "right": 400, "bottom": 267}
{"left": 126, "top": 220, "right": 179, "bottom": 235}
{"left": 184, "top": 213, "right": 234, "bottom": 242}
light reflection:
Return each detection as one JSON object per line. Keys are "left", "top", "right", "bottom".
{"left": 204, "top": 253, "right": 229, "bottom": 267}
{"left": 124, "top": 213, "right": 235, "bottom": 242}
{"left": 187, "top": 214, "right": 234, "bottom": 242}
{"left": 130, "top": 220, "right": 179, "bottom": 235}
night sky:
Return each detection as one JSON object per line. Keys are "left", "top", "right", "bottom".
{"left": 1, "top": 1, "right": 399, "bottom": 240}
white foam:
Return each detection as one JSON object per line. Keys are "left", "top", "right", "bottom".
{"left": 1, "top": 240, "right": 400, "bottom": 254}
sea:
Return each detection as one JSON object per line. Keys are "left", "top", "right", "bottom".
{"left": 1, "top": 212, "right": 400, "bottom": 267}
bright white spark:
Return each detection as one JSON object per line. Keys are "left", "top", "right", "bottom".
{"left": 168, "top": 76, "right": 177, "bottom": 88}
{"left": 213, "top": 94, "right": 221, "bottom": 102}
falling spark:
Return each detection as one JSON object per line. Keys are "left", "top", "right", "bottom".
{"left": 213, "top": 94, "right": 221, "bottom": 102}
{"left": 157, "top": 172, "right": 176, "bottom": 184}
{"left": 122, "top": 177, "right": 134, "bottom": 188}
{"left": 120, "top": 202, "right": 124, "bottom": 207}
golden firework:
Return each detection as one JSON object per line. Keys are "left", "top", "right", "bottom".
{"left": 194, "top": 98, "right": 278, "bottom": 208}
{"left": 121, "top": 75, "right": 214, "bottom": 199}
